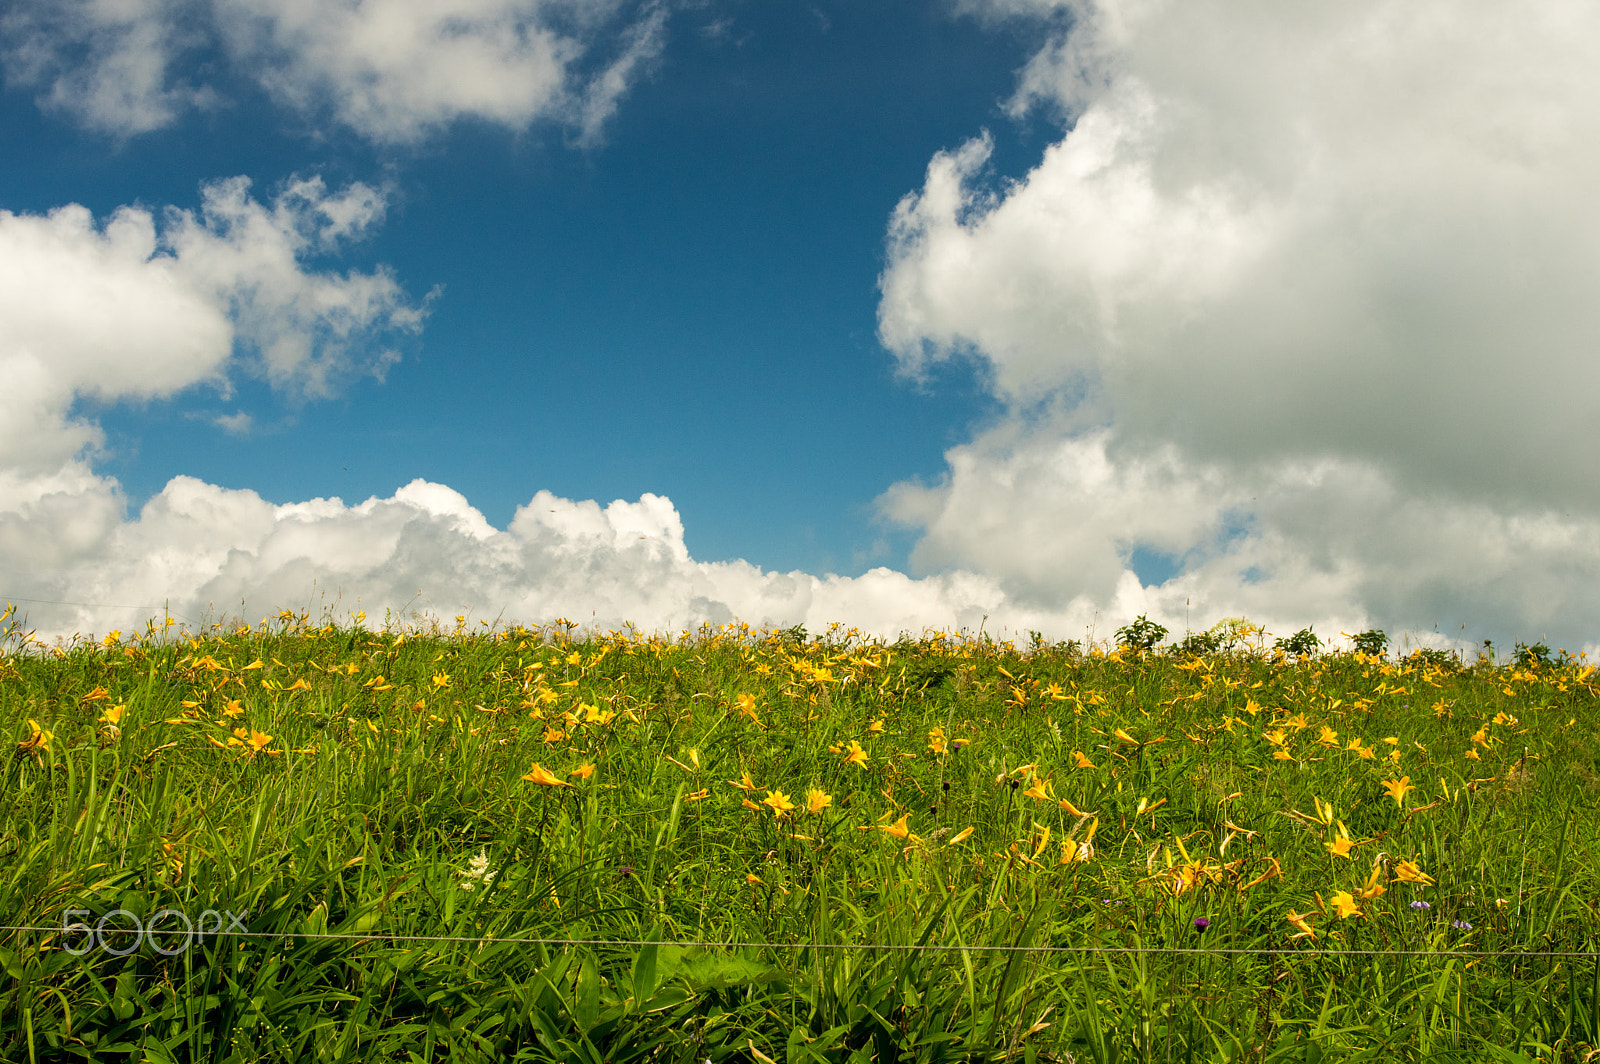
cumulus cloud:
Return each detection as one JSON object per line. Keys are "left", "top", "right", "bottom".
{"left": 2, "top": 464, "right": 1107, "bottom": 645}
{"left": 0, "top": 0, "right": 216, "bottom": 134}
{"left": 882, "top": 422, "right": 1600, "bottom": 652}
{"left": 0, "top": 176, "right": 423, "bottom": 473}
{"left": 879, "top": 0, "right": 1600, "bottom": 650}
{"left": 2, "top": 0, "right": 668, "bottom": 142}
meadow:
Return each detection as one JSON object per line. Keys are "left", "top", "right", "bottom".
{"left": 2, "top": 605, "right": 1597, "bottom": 1063}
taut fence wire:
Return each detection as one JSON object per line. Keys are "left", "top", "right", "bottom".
{"left": 2, "top": 924, "right": 1595, "bottom": 960}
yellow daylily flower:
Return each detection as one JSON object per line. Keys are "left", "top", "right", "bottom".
{"left": 880, "top": 814, "right": 914, "bottom": 840}
{"left": 805, "top": 787, "right": 832, "bottom": 816}
{"left": 521, "top": 763, "right": 572, "bottom": 787}
{"left": 568, "top": 762, "right": 595, "bottom": 780}
{"left": 1073, "top": 750, "right": 1096, "bottom": 769}
{"left": 1381, "top": 776, "right": 1413, "bottom": 808}
{"left": 1328, "top": 891, "right": 1362, "bottom": 919}
{"left": 1285, "top": 910, "right": 1318, "bottom": 939}
{"left": 946, "top": 827, "right": 974, "bottom": 846}
{"left": 1393, "top": 860, "right": 1435, "bottom": 886}
{"left": 843, "top": 740, "right": 870, "bottom": 767}
{"left": 18, "top": 719, "right": 53, "bottom": 757}
{"left": 1325, "top": 826, "right": 1356, "bottom": 860}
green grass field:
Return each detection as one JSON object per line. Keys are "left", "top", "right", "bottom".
{"left": 3, "top": 607, "right": 1598, "bottom": 1062}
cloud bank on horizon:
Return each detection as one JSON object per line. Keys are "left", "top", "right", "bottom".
{"left": 2, "top": 0, "right": 1598, "bottom": 654}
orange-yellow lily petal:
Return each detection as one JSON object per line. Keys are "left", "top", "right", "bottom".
{"left": 880, "top": 814, "right": 913, "bottom": 840}
{"left": 1381, "top": 776, "right": 1413, "bottom": 808}
{"left": 1328, "top": 891, "right": 1362, "bottom": 919}
{"left": 521, "top": 763, "right": 572, "bottom": 787}
{"left": 1394, "top": 859, "right": 1435, "bottom": 886}
{"left": 1022, "top": 777, "right": 1054, "bottom": 802}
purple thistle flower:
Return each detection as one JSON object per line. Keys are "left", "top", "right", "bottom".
{"left": 1192, "top": 917, "right": 1211, "bottom": 933}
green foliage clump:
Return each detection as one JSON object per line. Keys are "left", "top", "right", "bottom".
{"left": 1406, "top": 646, "right": 1464, "bottom": 673}
{"left": 1350, "top": 629, "right": 1389, "bottom": 658}
{"left": 1114, "top": 613, "right": 1167, "bottom": 653}
{"left": 1516, "top": 641, "right": 1555, "bottom": 668}
{"left": 1274, "top": 626, "right": 1322, "bottom": 660}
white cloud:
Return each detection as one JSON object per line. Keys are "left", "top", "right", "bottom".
{"left": 1, "top": 0, "right": 668, "bottom": 142}
{"left": 882, "top": 422, "right": 1600, "bottom": 651}
{"left": 0, "top": 176, "right": 424, "bottom": 473}
{"left": 212, "top": 411, "right": 254, "bottom": 435}
{"left": 875, "top": 0, "right": 1600, "bottom": 651}
{"left": 0, "top": 0, "right": 216, "bottom": 135}
{"left": 2, "top": 470, "right": 1105, "bottom": 646}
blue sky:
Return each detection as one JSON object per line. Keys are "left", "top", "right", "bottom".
{"left": 4, "top": 1, "right": 1042, "bottom": 574}
{"left": 3, "top": 0, "right": 1599, "bottom": 653}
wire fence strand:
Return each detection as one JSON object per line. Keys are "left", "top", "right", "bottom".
{"left": 3, "top": 595, "right": 181, "bottom": 612}
{"left": 3, "top": 925, "right": 1595, "bottom": 960}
